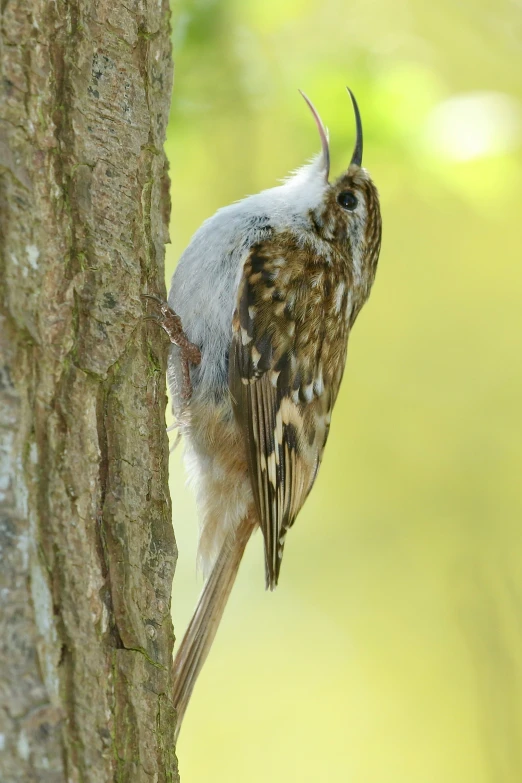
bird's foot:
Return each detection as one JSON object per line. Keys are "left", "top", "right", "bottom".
{"left": 142, "top": 294, "right": 201, "bottom": 402}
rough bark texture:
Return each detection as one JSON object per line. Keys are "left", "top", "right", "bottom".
{"left": 0, "top": 1, "right": 178, "bottom": 780}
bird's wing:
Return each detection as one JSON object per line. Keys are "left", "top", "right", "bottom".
{"left": 229, "top": 236, "right": 350, "bottom": 588}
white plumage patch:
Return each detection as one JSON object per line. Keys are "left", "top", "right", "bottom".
{"left": 335, "top": 281, "right": 346, "bottom": 313}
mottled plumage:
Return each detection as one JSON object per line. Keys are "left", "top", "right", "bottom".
{"left": 162, "top": 89, "right": 382, "bottom": 736}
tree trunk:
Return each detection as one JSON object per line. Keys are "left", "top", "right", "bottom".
{"left": 0, "top": 1, "right": 178, "bottom": 781}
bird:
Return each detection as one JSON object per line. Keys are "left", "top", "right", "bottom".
{"left": 151, "top": 88, "right": 382, "bottom": 737}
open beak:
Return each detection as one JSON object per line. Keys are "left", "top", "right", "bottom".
{"left": 346, "top": 87, "right": 363, "bottom": 167}
{"left": 299, "top": 90, "right": 330, "bottom": 182}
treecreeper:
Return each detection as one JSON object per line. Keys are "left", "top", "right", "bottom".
{"left": 146, "top": 88, "right": 382, "bottom": 738}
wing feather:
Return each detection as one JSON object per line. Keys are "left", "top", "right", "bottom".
{"left": 229, "top": 238, "right": 349, "bottom": 588}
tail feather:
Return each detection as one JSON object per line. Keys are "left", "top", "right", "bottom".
{"left": 173, "top": 516, "right": 254, "bottom": 738}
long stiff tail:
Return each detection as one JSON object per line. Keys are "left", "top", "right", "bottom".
{"left": 172, "top": 516, "right": 255, "bottom": 738}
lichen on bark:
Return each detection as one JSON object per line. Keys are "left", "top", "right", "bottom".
{"left": 0, "top": 1, "right": 179, "bottom": 780}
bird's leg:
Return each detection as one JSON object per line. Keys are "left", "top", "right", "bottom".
{"left": 142, "top": 294, "right": 201, "bottom": 402}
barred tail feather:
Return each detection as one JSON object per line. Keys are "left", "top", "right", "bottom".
{"left": 173, "top": 516, "right": 255, "bottom": 739}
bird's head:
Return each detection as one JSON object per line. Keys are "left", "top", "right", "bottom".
{"left": 294, "top": 89, "right": 382, "bottom": 284}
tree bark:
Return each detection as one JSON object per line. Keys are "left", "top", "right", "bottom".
{"left": 0, "top": 1, "right": 178, "bottom": 781}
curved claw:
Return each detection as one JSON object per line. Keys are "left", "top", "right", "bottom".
{"left": 141, "top": 295, "right": 201, "bottom": 403}
{"left": 141, "top": 293, "right": 166, "bottom": 307}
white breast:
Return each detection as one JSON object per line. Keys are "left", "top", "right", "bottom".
{"left": 167, "top": 156, "right": 328, "bottom": 415}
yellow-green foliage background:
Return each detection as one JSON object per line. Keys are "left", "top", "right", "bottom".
{"left": 165, "top": 1, "right": 522, "bottom": 780}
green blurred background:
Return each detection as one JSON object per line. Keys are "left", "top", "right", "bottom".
{"left": 165, "top": 1, "right": 522, "bottom": 780}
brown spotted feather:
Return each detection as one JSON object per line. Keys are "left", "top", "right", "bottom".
{"left": 230, "top": 233, "right": 353, "bottom": 588}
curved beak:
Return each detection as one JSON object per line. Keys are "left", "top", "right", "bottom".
{"left": 299, "top": 90, "right": 330, "bottom": 182}
{"left": 346, "top": 87, "right": 363, "bottom": 167}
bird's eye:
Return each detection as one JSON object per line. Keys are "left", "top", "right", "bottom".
{"left": 337, "top": 191, "right": 358, "bottom": 211}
